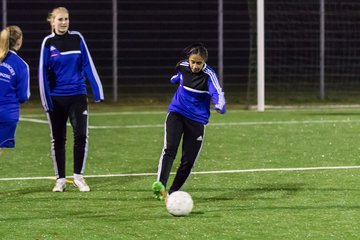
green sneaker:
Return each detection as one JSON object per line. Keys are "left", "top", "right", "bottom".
{"left": 152, "top": 181, "right": 166, "bottom": 201}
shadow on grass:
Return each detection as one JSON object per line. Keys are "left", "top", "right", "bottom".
{"left": 192, "top": 182, "right": 360, "bottom": 202}
{"left": 192, "top": 183, "right": 306, "bottom": 201}
{"left": 190, "top": 182, "right": 360, "bottom": 214}
{"left": 306, "top": 112, "right": 360, "bottom": 116}
{"left": 204, "top": 204, "right": 360, "bottom": 213}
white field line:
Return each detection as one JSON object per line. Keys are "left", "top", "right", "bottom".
{"left": 19, "top": 105, "right": 360, "bottom": 118}
{"left": 19, "top": 117, "right": 360, "bottom": 129}
{"left": 0, "top": 165, "right": 359, "bottom": 181}
{"left": 21, "top": 111, "right": 167, "bottom": 118}
{"left": 20, "top": 118, "right": 48, "bottom": 124}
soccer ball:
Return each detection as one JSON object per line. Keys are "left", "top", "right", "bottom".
{"left": 166, "top": 191, "right": 193, "bottom": 216}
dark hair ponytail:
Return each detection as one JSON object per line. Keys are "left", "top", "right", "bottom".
{"left": 175, "top": 43, "right": 208, "bottom": 70}
{"left": 182, "top": 42, "right": 208, "bottom": 62}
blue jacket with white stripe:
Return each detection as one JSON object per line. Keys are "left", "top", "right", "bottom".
{"left": 0, "top": 50, "right": 30, "bottom": 121}
{"left": 38, "top": 31, "right": 104, "bottom": 112}
{"left": 168, "top": 61, "right": 226, "bottom": 124}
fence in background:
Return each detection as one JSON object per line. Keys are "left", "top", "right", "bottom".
{"left": 1, "top": 0, "right": 247, "bottom": 103}
{"left": 248, "top": 0, "right": 360, "bottom": 105}
{"left": 2, "top": 0, "right": 360, "bottom": 105}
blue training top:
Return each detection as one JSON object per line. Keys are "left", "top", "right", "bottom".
{"left": 0, "top": 50, "right": 30, "bottom": 122}
{"left": 168, "top": 61, "right": 226, "bottom": 124}
{"left": 38, "top": 30, "right": 104, "bottom": 112}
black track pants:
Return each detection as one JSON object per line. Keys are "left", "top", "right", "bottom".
{"left": 47, "top": 94, "right": 88, "bottom": 178}
{"left": 156, "top": 112, "right": 205, "bottom": 194}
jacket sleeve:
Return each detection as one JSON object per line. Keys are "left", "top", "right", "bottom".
{"left": 208, "top": 75, "right": 226, "bottom": 114}
{"left": 17, "top": 61, "right": 30, "bottom": 104}
{"left": 38, "top": 39, "right": 53, "bottom": 111}
{"left": 170, "top": 71, "right": 181, "bottom": 84}
{"left": 79, "top": 34, "right": 104, "bottom": 102}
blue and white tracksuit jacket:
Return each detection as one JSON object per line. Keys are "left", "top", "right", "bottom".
{"left": 168, "top": 61, "right": 226, "bottom": 124}
{"left": 38, "top": 31, "right": 104, "bottom": 112}
{"left": 0, "top": 50, "right": 30, "bottom": 122}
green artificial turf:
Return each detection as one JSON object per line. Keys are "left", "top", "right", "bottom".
{"left": 1, "top": 104, "right": 360, "bottom": 239}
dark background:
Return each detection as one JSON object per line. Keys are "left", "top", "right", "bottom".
{"left": 3, "top": 0, "right": 249, "bottom": 102}
{"left": 3, "top": 0, "right": 360, "bottom": 104}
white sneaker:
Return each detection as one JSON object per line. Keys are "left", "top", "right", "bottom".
{"left": 73, "top": 178, "right": 90, "bottom": 192}
{"left": 52, "top": 178, "right": 66, "bottom": 192}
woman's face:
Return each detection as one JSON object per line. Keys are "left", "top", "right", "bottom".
{"left": 188, "top": 54, "right": 205, "bottom": 73}
{"left": 53, "top": 11, "right": 69, "bottom": 35}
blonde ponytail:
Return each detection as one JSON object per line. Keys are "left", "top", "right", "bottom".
{"left": 0, "top": 26, "right": 22, "bottom": 62}
{"left": 0, "top": 28, "right": 10, "bottom": 62}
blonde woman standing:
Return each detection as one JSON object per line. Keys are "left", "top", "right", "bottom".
{"left": 39, "top": 7, "right": 104, "bottom": 192}
{"left": 0, "top": 26, "right": 30, "bottom": 152}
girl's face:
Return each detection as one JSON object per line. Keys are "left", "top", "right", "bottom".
{"left": 53, "top": 11, "right": 69, "bottom": 35}
{"left": 189, "top": 54, "right": 205, "bottom": 73}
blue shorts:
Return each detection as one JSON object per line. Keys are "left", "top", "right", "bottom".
{"left": 0, "top": 121, "right": 17, "bottom": 148}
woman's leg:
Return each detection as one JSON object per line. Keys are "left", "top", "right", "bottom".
{"left": 169, "top": 118, "right": 205, "bottom": 194}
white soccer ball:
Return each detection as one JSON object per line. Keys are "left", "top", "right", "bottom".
{"left": 166, "top": 191, "right": 193, "bottom": 216}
